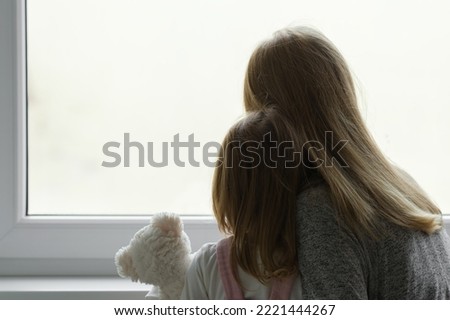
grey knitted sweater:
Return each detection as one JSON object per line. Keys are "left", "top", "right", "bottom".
{"left": 296, "top": 183, "right": 450, "bottom": 299}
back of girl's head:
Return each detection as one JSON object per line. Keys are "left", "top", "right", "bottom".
{"left": 243, "top": 26, "right": 441, "bottom": 239}
{"left": 212, "top": 107, "right": 300, "bottom": 283}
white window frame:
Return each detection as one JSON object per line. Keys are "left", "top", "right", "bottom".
{"left": 1, "top": 0, "right": 449, "bottom": 276}
{"left": 0, "top": 0, "right": 221, "bottom": 276}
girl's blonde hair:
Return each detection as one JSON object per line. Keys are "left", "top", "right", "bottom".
{"left": 213, "top": 108, "right": 302, "bottom": 283}
{"left": 242, "top": 26, "right": 442, "bottom": 239}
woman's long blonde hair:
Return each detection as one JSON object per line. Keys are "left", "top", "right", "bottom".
{"left": 241, "top": 26, "right": 442, "bottom": 239}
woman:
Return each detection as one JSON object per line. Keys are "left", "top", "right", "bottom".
{"left": 243, "top": 26, "right": 450, "bottom": 299}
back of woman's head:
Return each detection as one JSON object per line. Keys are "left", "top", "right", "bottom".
{"left": 244, "top": 26, "right": 441, "bottom": 238}
{"left": 213, "top": 108, "right": 301, "bottom": 283}
{"left": 245, "top": 26, "right": 358, "bottom": 131}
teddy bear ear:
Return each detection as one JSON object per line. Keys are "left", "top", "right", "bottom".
{"left": 115, "top": 247, "right": 139, "bottom": 282}
{"left": 152, "top": 212, "right": 183, "bottom": 237}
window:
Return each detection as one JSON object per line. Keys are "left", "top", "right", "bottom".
{"left": 1, "top": 0, "right": 449, "bottom": 276}
{"left": 27, "top": 0, "right": 245, "bottom": 215}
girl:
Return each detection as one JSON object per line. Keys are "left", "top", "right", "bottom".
{"left": 181, "top": 108, "right": 304, "bottom": 299}
{"left": 243, "top": 26, "right": 450, "bottom": 299}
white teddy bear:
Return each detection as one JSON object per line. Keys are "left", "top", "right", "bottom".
{"left": 115, "top": 212, "right": 193, "bottom": 299}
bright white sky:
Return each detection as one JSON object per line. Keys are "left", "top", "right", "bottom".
{"left": 27, "top": 0, "right": 450, "bottom": 214}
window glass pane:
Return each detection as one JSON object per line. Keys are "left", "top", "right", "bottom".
{"left": 27, "top": 0, "right": 450, "bottom": 215}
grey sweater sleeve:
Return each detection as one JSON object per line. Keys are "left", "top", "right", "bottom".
{"left": 296, "top": 185, "right": 371, "bottom": 299}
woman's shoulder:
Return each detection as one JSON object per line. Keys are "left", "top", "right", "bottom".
{"left": 297, "top": 180, "right": 332, "bottom": 205}
{"left": 295, "top": 176, "right": 450, "bottom": 299}
{"left": 296, "top": 178, "right": 336, "bottom": 226}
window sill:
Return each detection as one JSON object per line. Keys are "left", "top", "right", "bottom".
{"left": 0, "top": 276, "right": 152, "bottom": 300}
